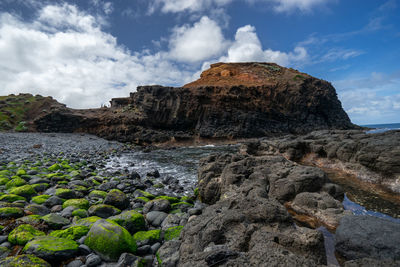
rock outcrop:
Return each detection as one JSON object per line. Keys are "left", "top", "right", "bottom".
{"left": 30, "top": 62, "right": 356, "bottom": 144}
{"left": 260, "top": 129, "right": 400, "bottom": 195}
{"left": 178, "top": 144, "right": 351, "bottom": 266}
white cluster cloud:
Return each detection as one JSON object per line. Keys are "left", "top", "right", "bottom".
{"left": 168, "top": 16, "right": 229, "bottom": 62}
{"left": 148, "top": 0, "right": 232, "bottom": 14}
{"left": 220, "top": 25, "right": 307, "bottom": 66}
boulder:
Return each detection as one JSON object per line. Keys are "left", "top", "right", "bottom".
{"left": 41, "top": 213, "right": 70, "bottom": 229}
{"left": 23, "top": 236, "right": 79, "bottom": 262}
{"left": 104, "top": 189, "right": 129, "bottom": 210}
{"left": 84, "top": 219, "right": 137, "bottom": 261}
{"left": 88, "top": 204, "right": 121, "bottom": 218}
{"left": 335, "top": 215, "right": 400, "bottom": 261}
{"left": 8, "top": 224, "right": 45, "bottom": 245}
{"left": 0, "top": 254, "right": 51, "bottom": 267}
{"left": 109, "top": 210, "right": 146, "bottom": 234}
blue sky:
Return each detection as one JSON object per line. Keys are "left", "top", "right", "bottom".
{"left": 0, "top": 0, "right": 399, "bottom": 125}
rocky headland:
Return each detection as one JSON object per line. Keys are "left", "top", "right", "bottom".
{"left": 0, "top": 62, "right": 399, "bottom": 266}
{"left": 2, "top": 62, "right": 357, "bottom": 144}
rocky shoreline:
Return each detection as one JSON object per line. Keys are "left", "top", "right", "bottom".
{"left": 0, "top": 131, "right": 398, "bottom": 266}
{"left": 0, "top": 133, "right": 201, "bottom": 266}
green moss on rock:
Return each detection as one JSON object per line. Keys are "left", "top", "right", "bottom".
{"left": 89, "top": 190, "right": 107, "bottom": 199}
{"left": 23, "top": 236, "right": 79, "bottom": 262}
{"left": 8, "top": 224, "right": 45, "bottom": 245}
{"left": 16, "top": 169, "right": 26, "bottom": 176}
{"left": 135, "top": 189, "right": 155, "bottom": 199}
{"left": 0, "top": 207, "right": 24, "bottom": 218}
{"left": 55, "top": 188, "right": 75, "bottom": 199}
{"left": 47, "top": 163, "right": 61, "bottom": 172}
{"left": 0, "top": 254, "right": 51, "bottom": 267}
{"left": 74, "top": 216, "right": 102, "bottom": 228}
{"left": 5, "top": 177, "right": 26, "bottom": 189}
{"left": 109, "top": 210, "right": 146, "bottom": 234}
{"left": 0, "top": 177, "right": 10, "bottom": 185}
{"left": 71, "top": 209, "right": 88, "bottom": 218}
{"left": 41, "top": 213, "right": 70, "bottom": 229}
{"left": 164, "top": 226, "right": 183, "bottom": 241}
{"left": 0, "top": 194, "right": 26, "bottom": 202}
{"left": 9, "top": 185, "right": 36, "bottom": 198}
{"left": 133, "top": 229, "right": 161, "bottom": 246}
{"left": 156, "top": 196, "right": 180, "bottom": 204}
{"left": 62, "top": 198, "right": 89, "bottom": 210}
{"left": 84, "top": 219, "right": 137, "bottom": 261}
{"left": 50, "top": 225, "right": 89, "bottom": 240}
{"left": 17, "top": 215, "right": 42, "bottom": 225}
{"left": 31, "top": 195, "right": 51, "bottom": 205}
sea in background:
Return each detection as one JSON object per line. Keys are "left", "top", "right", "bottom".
{"left": 362, "top": 122, "right": 400, "bottom": 134}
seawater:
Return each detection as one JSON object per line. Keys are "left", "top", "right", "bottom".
{"left": 362, "top": 122, "right": 400, "bottom": 134}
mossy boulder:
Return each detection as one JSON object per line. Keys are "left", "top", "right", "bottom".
{"left": 9, "top": 185, "right": 36, "bottom": 198}
{"left": 0, "top": 194, "right": 26, "bottom": 202}
{"left": 71, "top": 209, "right": 88, "bottom": 218}
{"left": 156, "top": 196, "right": 180, "bottom": 204}
{"left": 8, "top": 224, "right": 45, "bottom": 245}
{"left": 5, "top": 177, "right": 26, "bottom": 189}
{"left": 164, "top": 226, "right": 183, "bottom": 241}
{"left": 0, "top": 254, "right": 51, "bottom": 267}
{"left": 32, "top": 183, "right": 50, "bottom": 192}
{"left": 0, "top": 177, "right": 10, "bottom": 185}
{"left": 31, "top": 195, "right": 51, "bottom": 205}
{"left": 74, "top": 216, "right": 102, "bottom": 228}
{"left": 89, "top": 190, "right": 107, "bottom": 199}
{"left": 104, "top": 189, "right": 129, "bottom": 210}
{"left": 135, "top": 197, "right": 150, "bottom": 203}
{"left": 85, "top": 219, "right": 137, "bottom": 261}
{"left": 62, "top": 198, "right": 89, "bottom": 210}
{"left": 16, "top": 169, "right": 26, "bottom": 176}
{"left": 0, "top": 207, "right": 24, "bottom": 218}
{"left": 47, "top": 163, "right": 61, "bottom": 172}
{"left": 109, "top": 210, "right": 146, "bottom": 234}
{"left": 50, "top": 225, "right": 89, "bottom": 240}
{"left": 17, "top": 215, "right": 42, "bottom": 225}
{"left": 55, "top": 188, "right": 76, "bottom": 199}
{"left": 23, "top": 236, "right": 79, "bottom": 262}
{"left": 88, "top": 204, "right": 121, "bottom": 218}
{"left": 135, "top": 189, "right": 155, "bottom": 199}
{"left": 41, "top": 213, "right": 70, "bottom": 229}
{"left": 133, "top": 229, "right": 161, "bottom": 246}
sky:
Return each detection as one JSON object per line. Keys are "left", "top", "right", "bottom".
{"left": 0, "top": 0, "right": 399, "bottom": 125}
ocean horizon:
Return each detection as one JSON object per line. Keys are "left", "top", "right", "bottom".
{"left": 361, "top": 122, "right": 400, "bottom": 134}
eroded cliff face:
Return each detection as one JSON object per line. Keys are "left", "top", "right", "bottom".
{"left": 32, "top": 62, "right": 357, "bottom": 144}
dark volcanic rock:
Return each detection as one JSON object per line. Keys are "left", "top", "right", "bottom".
{"left": 31, "top": 62, "right": 356, "bottom": 144}
{"left": 179, "top": 151, "right": 349, "bottom": 266}
{"left": 335, "top": 215, "right": 400, "bottom": 261}
{"left": 260, "top": 129, "right": 400, "bottom": 194}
